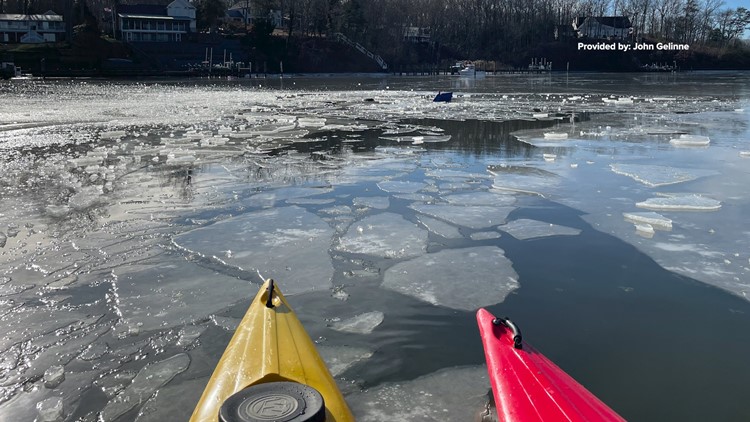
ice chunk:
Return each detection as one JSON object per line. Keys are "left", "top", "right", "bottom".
{"left": 78, "top": 343, "right": 109, "bottom": 361}
{"left": 174, "top": 206, "right": 334, "bottom": 295}
{"left": 336, "top": 213, "right": 427, "bottom": 259}
{"left": 623, "top": 212, "right": 673, "bottom": 230}
{"left": 36, "top": 396, "right": 64, "bottom": 422}
{"left": 544, "top": 132, "right": 568, "bottom": 139}
{"left": 410, "top": 204, "right": 514, "bottom": 229}
{"left": 669, "top": 134, "right": 710, "bottom": 147}
{"left": 210, "top": 315, "right": 241, "bottom": 331}
{"left": 112, "top": 259, "right": 251, "bottom": 332}
{"left": 636, "top": 194, "right": 721, "bottom": 211}
{"left": 100, "top": 354, "right": 190, "bottom": 422}
{"left": 68, "top": 186, "right": 104, "bottom": 211}
{"left": 417, "top": 216, "right": 463, "bottom": 239}
{"left": 0, "top": 232, "right": 5, "bottom": 248}
{"left": 488, "top": 165, "right": 560, "bottom": 196}
{"left": 248, "top": 187, "right": 334, "bottom": 208}
{"left": 377, "top": 181, "right": 426, "bottom": 194}
{"left": 635, "top": 223, "right": 655, "bottom": 238}
{"left": 348, "top": 366, "right": 489, "bottom": 422}
{"left": 353, "top": 196, "right": 390, "bottom": 210}
{"left": 177, "top": 325, "right": 207, "bottom": 347}
{"left": 740, "top": 151, "right": 750, "bottom": 158}
{"left": 43, "top": 365, "right": 65, "bottom": 388}
{"left": 328, "top": 311, "right": 384, "bottom": 334}
{"left": 499, "top": 219, "right": 581, "bottom": 240}
{"left": 319, "top": 205, "right": 352, "bottom": 215}
{"left": 610, "top": 163, "right": 717, "bottom": 187}
{"left": 317, "top": 345, "right": 373, "bottom": 377}
{"left": 382, "top": 247, "right": 518, "bottom": 310}
{"left": 470, "top": 231, "right": 502, "bottom": 240}
{"left": 442, "top": 192, "right": 516, "bottom": 207}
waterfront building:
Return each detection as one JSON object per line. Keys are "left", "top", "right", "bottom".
{"left": 0, "top": 11, "right": 65, "bottom": 43}
{"left": 116, "top": 0, "right": 196, "bottom": 42}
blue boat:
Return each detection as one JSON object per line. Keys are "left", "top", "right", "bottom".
{"left": 433, "top": 92, "right": 453, "bottom": 102}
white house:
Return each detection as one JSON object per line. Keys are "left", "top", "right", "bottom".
{"left": 117, "top": 0, "right": 196, "bottom": 42}
{"left": 0, "top": 11, "right": 65, "bottom": 43}
{"left": 573, "top": 16, "right": 632, "bottom": 39}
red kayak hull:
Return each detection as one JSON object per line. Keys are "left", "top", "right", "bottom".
{"left": 476, "top": 308, "right": 626, "bottom": 422}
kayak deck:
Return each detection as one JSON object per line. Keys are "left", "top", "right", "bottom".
{"left": 191, "top": 279, "right": 354, "bottom": 422}
{"left": 476, "top": 308, "right": 625, "bottom": 422}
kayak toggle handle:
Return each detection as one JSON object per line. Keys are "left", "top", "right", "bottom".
{"left": 492, "top": 317, "right": 523, "bottom": 349}
{"left": 265, "top": 279, "right": 275, "bottom": 308}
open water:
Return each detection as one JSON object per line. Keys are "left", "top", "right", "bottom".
{"left": 1, "top": 72, "right": 749, "bottom": 421}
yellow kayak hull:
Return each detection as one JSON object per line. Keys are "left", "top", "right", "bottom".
{"left": 190, "top": 279, "right": 355, "bottom": 422}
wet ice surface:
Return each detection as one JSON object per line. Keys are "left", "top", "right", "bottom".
{"left": 348, "top": 366, "right": 489, "bottom": 421}
{"left": 1, "top": 75, "right": 749, "bottom": 421}
{"left": 383, "top": 247, "right": 519, "bottom": 310}
{"left": 499, "top": 219, "right": 581, "bottom": 240}
{"left": 173, "top": 206, "right": 335, "bottom": 295}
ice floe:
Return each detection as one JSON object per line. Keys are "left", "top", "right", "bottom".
{"left": 488, "top": 164, "right": 560, "bottom": 196}
{"left": 417, "top": 215, "right": 463, "bottom": 239}
{"left": 328, "top": 311, "right": 385, "bottom": 334}
{"left": 174, "top": 206, "right": 335, "bottom": 295}
{"left": 318, "top": 345, "right": 374, "bottom": 377}
{"left": 112, "top": 259, "right": 251, "bottom": 332}
{"left": 382, "top": 247, "right": 519, "bottom": 310}
{"left": 410, "top": 204, "right": 514, "bottom": 229}
{"left": 623, "top": 211, "right": 673, "bottom": 230}
{"left": 100, "top": 354, "right": 190, "bottom": 422}
{"left": 349, "top": 366, "right": 489, "bottom": 421}
{"left": 336, "top": 213, "right": 428, "bottom": 259}
{"left": 499, "top": 219, "right": 581, "bottom": 240}
{"left": 353, "top": 196, "right": 390, "bottom": 210}
{"left": 377, "top": 180, "right": 427, "bottom": 194}
{"left": 669, "top": 134, "right": 710, "bottom": 147}
{"left": 636, "top": 194, "right": 721, "bottom": 211}
{"left": 442, "top": 191, "right": 516, "bottom": 207}
{"left": 610, "top": 163, "right": 718, "bottom": 187}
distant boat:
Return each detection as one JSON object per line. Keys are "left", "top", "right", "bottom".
{"left": 459, "top": 63, "right": 486, "bottom": 78}
{"left": 433, "top": 92, "right": 453, "bottom": 102}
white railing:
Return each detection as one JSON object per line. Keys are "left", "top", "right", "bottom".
{"left": 333, "top": 33, "right": 388, "bottom": 70}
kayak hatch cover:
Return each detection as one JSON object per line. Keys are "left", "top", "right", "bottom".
{"left": 191, "top": 279, "right": 355, "bottom": 422}
{"left": 476, "top": 308, "right": 626, "bottom": 422}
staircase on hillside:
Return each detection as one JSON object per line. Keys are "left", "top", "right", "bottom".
{"left": 332, "top": 33, "right": 388, "bottom": 71}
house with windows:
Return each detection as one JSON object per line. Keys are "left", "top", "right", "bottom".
{"left": 116, "top": 0, "right": 196, "bottom": 42}
{"left": 0, "top": 11, "right": 65, "bottom": 43}
{"left": 573, "top": 16, "right": 632, "bottom": 39}
{"left": 223, "top": 4, "right": 282, "bottom": 28}
{"left": 403, "top": 27, "right": 431, "bottom": 44}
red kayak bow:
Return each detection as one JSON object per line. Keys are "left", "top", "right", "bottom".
{"left": 476, "top": 308, "right": 625, "bottom": 422}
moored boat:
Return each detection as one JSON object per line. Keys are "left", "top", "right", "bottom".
{"left": 191, "top": 279, "right": 354, "bottom": 422}
{"left": 476, "top": 308, "right": 625, "bottom": 422}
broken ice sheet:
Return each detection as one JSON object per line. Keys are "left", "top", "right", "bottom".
{"left": 500, "top": 219, "right": 581, "bottom": 240}
{"left": 112, "top": 259, "right": 251, "bottom": 332}
{"left": 328, "top": 311, "right": 385, "bottom": 334}
{"left": 442, "top": 191, "right": 516, "bottom": 207}
{"left": 410, "top": 204, "right": 514, "bottom": 229}
{"left": 623, "top": 211, "right": 673, "bottom": 230}
{"left": 377, "top": 180, "right": 426, "bottom": 194}
{"left": 174, "top": 206, "right": 334, "bottom": 295}
{"left": 353, "top": 196, "right": 390, "bottom": 210}
{"left": 348, "top": 366, "right": 489, "bottom": 422}
{"left": 382, "top": 247, "right": 519, "bottom": 310}
{"left": 636, "top": 194, "right": 721, "bottom": 211}
{"left": 610, "top": 163, "right": 718, "bottom": 187}
{"left": 488, "top": 164, "right": 560, "bottom": 196}
{"left": 317, "top": 345, "right": 373, "bottom": 377}
{"left": 100, "top": 354, "right": 190, "bottom": 422}
{"left": 417, "top": 216, "right": 463, "bottom": 239}
{"left": 336, "top": 213, "right": 427, "bottom": 259}
{"left": 246, "top": 186, "right": 334, "bottom": 208}
{"left": 470, "top": 231, "right": 502, "bottom": 240}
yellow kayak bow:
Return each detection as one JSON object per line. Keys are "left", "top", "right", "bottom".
{"left": 190, "top": 279, "right": 355, "bottom": 422}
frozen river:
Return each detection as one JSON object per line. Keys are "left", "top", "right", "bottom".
{"left": 1, "top": 72, "right": 750, "bottom": 421}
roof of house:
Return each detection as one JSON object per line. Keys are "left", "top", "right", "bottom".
{"left": 575, "top": 16, "right": 632, "bottom": 28}
{"left": 0, "top": 13, "right": 63, "bottom": 21}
